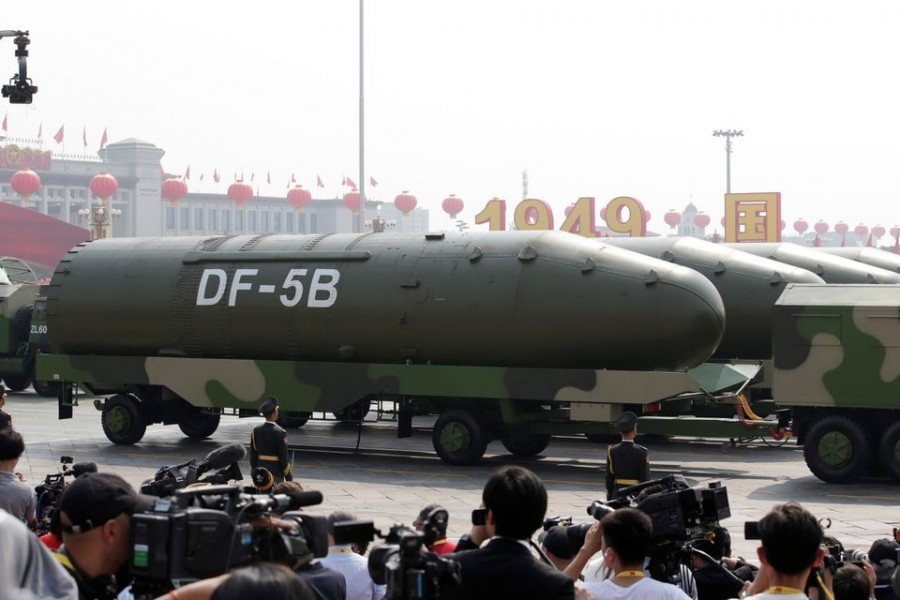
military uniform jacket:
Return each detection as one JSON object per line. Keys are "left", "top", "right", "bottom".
{"left": 605, "top": 440, "right": 650, "bottom": 500}
{"left": 250, "top": 421, "right": 293, "bottom": 482}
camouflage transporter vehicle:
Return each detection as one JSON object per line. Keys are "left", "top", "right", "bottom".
{"left": 35, "top": 231, "right": 777, "bottom": 465}
{"left": 774, "top": 283, "right": 900, "bottom": 483}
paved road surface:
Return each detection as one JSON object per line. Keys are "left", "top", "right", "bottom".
{"left": 8, "top": 388, "right": 899, "bottom": 561}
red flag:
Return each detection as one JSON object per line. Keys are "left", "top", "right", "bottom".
{"left": 2, "top": 113, "right": 7, "bottom": 132}
{"left": 866, "top": 233, "right": 873, "bottom": 247}
{"left": 99, "top": 128, "right": 108, "bottom": 150}
{"left": 369, "top": 175, "right": 378, "bottom": 187}
{"left": 813, "top": 234, "right": 822, "bottom": 247}
{"left": 213, "top": 168, "right": 220, "bottom": 183}
{"left": 317, "top": 174, "right": 324, "bottom": 188}
{"left": 53, "top": 125, "right": 64, "bottom": 144}
{"left": 346, "top": 176, "right": 356, "bottom": 189}
{"left": 83, "top": 126, "right": 87, "bottom": 147}
{"left": 184, "top": 166, "right": 191, "bottom": 180}
{"left": 37, "top": 121, "right": 42, "bottom": 139}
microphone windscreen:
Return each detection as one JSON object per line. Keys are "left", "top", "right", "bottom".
{"left": 202, "top": 444, "right": 248, "bottom": 471}
{"left": 72, "top": 462, "right": 98, "bottom": 477}
{"left": 286, "top": 490, "right": 324, "bottom": 508}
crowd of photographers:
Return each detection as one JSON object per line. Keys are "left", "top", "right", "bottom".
{"left": 2, "top": 419, "right": 900, "bottom": 600}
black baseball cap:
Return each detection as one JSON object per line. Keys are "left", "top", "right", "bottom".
{"left": 59, "top": 472, "right": 155, "bottom": 534}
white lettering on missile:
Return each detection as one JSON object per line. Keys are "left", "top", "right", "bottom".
{"left": 279, "top": 268, "right": 308, "bottom": 307}
{"left": 228, "top": 268, "right": 258, "bottom": 306}
{"left": 308, "top": 269, "right": 340, "bottom": 308}
{"left": 196, "top": 268, "right": 228, "bottom": 306}
{"left": 195, "top": 267, "right": 340, "bottom": 307}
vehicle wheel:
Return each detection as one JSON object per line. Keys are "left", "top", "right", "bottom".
{"left": 3, "top": 372, "right": 32, "bottom": 391}
{"left": 102, "top": 394, "right": 147, "bottom": 445}
{"left": 178, "top": 413, "right": 221, "bottom": 439}
{"left": 433, "top": 409, "right": 488, "bottom": 465}
{"left": 501, "top": 431, "right": 551, "bottom": 456}
{"left": 333, "top": 400, "right": 371, "bottom": 422}
{"left": 877, "top": 421, "right": 900, "bottom": 482}
{"left": 32, "top": 379, "right": 60, "bottom": 398}
{"left": 803, "top": 414, "right": 870, "bottom": 483}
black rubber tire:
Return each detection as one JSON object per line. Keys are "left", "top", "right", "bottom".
{"left": 278, "top": 413, "right": 311, "bottom": 429}
{"left": 333, "top": 400, "right": 371, "bottom": 422}
{"left": 501, "top": 431, "right": 551, "bottom": 456}
{"left": 178, "top": 413, "right": 221, "bottom": 439}
{"left": 3, "top": 371, "right": 32, "bottom": 391}
{"left": 432, "top": 409, "right": 489, "bottom": 465}
{"left": 803, "top": 414, "right": 870, "bottom": 483}
{"left": 32, "top": 371, "right": 59, "bottom": 398}
{"left": 101, "top": 394, "right": 147, "bottom": 445}
{"left": 877, "top": 421, "right": 900, "bottom": 482}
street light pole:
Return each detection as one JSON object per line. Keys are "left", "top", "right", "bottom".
{"left": 712, "top": 129, "right": 743, "bottom": 194}
{"left": 358, "top": 0, "right": 366, "bottom": 233}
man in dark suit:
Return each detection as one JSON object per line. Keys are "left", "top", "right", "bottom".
{"left": 605, "top": 411, "right": 650, "bottom": 500}
{"left": 445, "top": 465, "right": 575, "bottom": 600}
{"left": 250, "top": 396, "right": 293, "bottom": 483}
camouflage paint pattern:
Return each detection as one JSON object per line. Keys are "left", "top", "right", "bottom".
{"left": 773, "top": 284, "right": 900, "bottom": 409}
{"left": 38, "top": 353, "right": 755, "bottom": 416}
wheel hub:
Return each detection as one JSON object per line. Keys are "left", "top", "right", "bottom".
{"left": 818, "top": 431, "right": 852, "bottom": 468}
{"left": 441, "top": 422, "right": 471, "bottom": 454}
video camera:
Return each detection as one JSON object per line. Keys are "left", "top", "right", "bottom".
{"left": 334, "top": 508, "right": 461, "bottom": 600}
{"left": 130, "top": 483, "right": 328, "bottom": 599}
{"left": 587, "top": 475, "right": 731, "bottom": 583}
{"left": 0, "top": 31, "right": 36, "bottom": 104}
{"left": 34, "top": 455, "right": 97, "bottom": 534}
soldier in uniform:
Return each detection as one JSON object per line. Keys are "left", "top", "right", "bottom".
{"left": 250, "top": 396, "right": 293, "bottom": 483}
{"left": 605, "top": 411, "right": 650, "bottom": 500}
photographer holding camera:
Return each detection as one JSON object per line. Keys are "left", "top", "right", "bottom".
{"left": 54, "top": 472, "right": 155, "bottom": 600}
{"left": 444, "top": 465, "right": 576, "bottom": 600}
{"left": 740, "top": 502, "right": 827, "bottom": 600}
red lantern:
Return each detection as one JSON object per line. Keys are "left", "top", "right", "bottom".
{"left": 892, "top": 226, "right": 900, "bottom": 239}
{"left": 442, "top": 194, "right": 464, "bottom": 219}
{"left": 780, "top": 220, "right": 786, "bottom": 231}
{"left": 394, "top": 190, "right": 417, "bottom": 216}
{"left": 664, "top": 210, "right": 682, "bottom": 228}
{"left": 814, "top": 220, "right": 829, "bottom": 235}
{"left": 343, "top": 189, "right": 360, "bottom": 213}
{"left": 793, "top": 219, "right": 809, "bottom": 234}
{"left": 854, "top": 223, "right": 869, "bottom": 238}
{"left": 720, "top": 216, "right": 726, "bottom": 227}
{"left": 90, "top": 172, "right": 119, "bottom": 201}
{"left": 644, "top": 210, "right": 651, "bottom": 223}
{"left": 834, "top": 221, "right": 849, "bottom": 234}
{"left": 161, "top": 177, "right": 188, "bottom": 205}
{"left": 287, "top": 186, "right": 312, "bottom": 211}
{"left": 872, "top": 225, "right": 886, "bottom": 239}
{"left": 693, "top": 212, "right": 710, "bottom": 228}
{"left": 600, "top": 206, "right": 607, "bottom": 222}
{"left": 10, "top": 169, "right": 41, "bottom": 203}
{"left": 227, "top": 180, "right": 253, "bottom": 207}
{"left": 564, "top": 203, "right": 574, "bottom": 217}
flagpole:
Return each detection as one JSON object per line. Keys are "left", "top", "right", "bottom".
{"left": 358, "top": 0, "right": 366, "bottom": 234}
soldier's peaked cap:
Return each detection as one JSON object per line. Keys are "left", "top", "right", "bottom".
{"left": 615, "top": 411, "right": 638, "bottom": 433}
{"left": 259, "top": 396, "right": 279, "bottom": 416}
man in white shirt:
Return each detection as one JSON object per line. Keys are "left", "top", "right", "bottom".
{"left": 319, "top": 510, "right": 385, "bottom": 600}
{"left": 582, "top": 508, "right": 691, "bottom": 600}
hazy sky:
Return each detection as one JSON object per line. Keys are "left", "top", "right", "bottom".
{"left": 8, "top": 1, "right": 900, "bottom": 233}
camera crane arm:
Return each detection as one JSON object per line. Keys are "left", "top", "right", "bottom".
{"left": 0, "top": 30, "right": 37, "bottom": 104}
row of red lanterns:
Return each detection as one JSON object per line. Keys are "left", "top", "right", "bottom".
{"left": 10, "top": 169, "right": 119, "bottom": 202}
